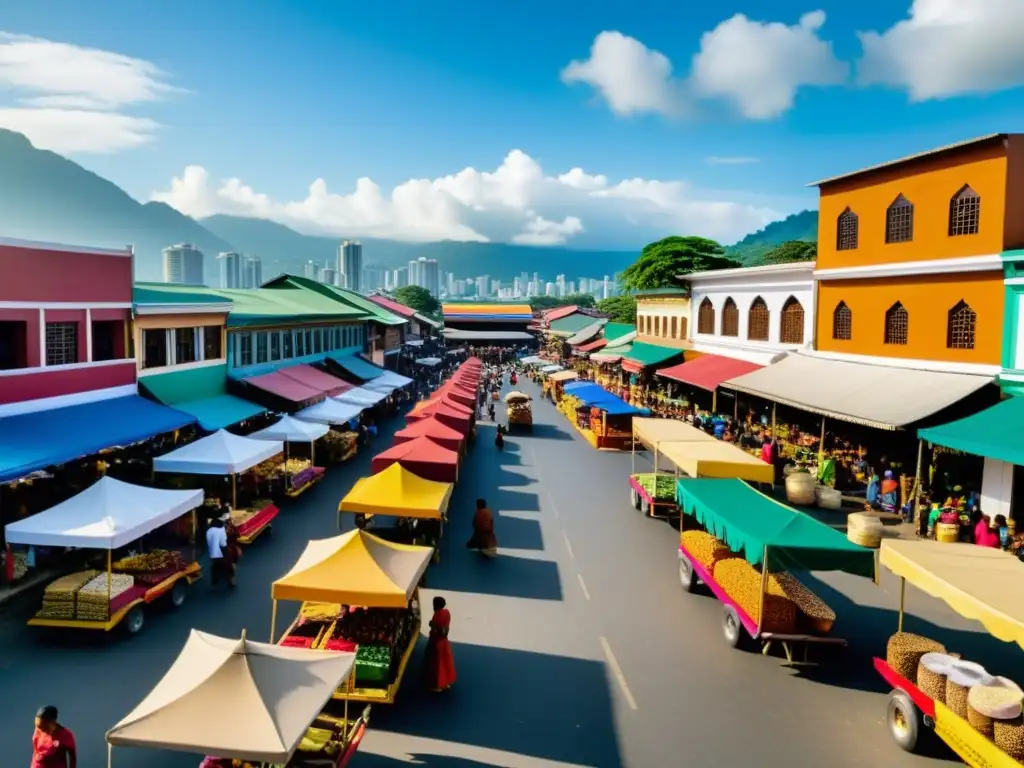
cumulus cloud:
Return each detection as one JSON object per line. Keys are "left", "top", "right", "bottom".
{"left": 0, "top": 32, "right": 179, "bottom": 152}
{"left": 152, "top": 150, "right": 783, "bottom": 247}
{"left": 857, "top": 0, "right": 1024, "bottom": 100}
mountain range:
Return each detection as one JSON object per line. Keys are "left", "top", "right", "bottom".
{"left": 0, "top": 129, "right": 817, "bottom": 283}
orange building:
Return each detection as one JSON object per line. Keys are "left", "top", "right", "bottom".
{"left": 812, "top": 133, "right": 1024, "bottom": 372}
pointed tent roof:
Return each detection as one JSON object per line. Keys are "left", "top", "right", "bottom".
{"left": 408, "top": 401, "right": 473, "bottom": 434}
{"left": 247, "top": 415, "right": 329, "bottom": 443}
{"left": 394, "top": 416, "right": 464, "bottom": 452}
{"left": 272, "top": 529, "right": 432, "bottom": 607}
{"left": 153, "top": 430, "right": 284, "bottom": 475}
{"left": 294, "top": 399, "right": 364, "bottom": 426}
{"left": 106, "top": 630, "right": 355, "bottom": 763}
{"left": 5, "top": 477, "right": 203, "bottom": 550}
{"left": 339, "top": 463, "right": 453, "bottom": 519}
{"left": 371, "top": 435, "right": 459, "bottom": 483}
{"left": 335, "top": 387, "right": 389, "bottom": 407}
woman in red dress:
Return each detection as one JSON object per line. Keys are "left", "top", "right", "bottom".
{"left": 425, "top": 596, "right": 457, "bottom": 692}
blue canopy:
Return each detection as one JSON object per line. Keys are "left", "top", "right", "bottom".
{"left": 172, "top": 395, "right": 266, "bottom": 431}
{"left": 562, "top": 380, "right": 595, "bottom": 393}
{"left": 0, "top": 395, "right": 196, "bottom": 482}
{"left": 565, "top": 383, "right": 644, "bottom": 415}
{"left": 330, "top": 355, "right": 384, "bottom": 381}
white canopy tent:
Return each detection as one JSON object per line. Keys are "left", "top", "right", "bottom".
{"left": 416, "top": 357, "right": 442, "bottom": 367}
{"left": 540, "top": 364, "right": 564, "bottom": 373}
{"left": 362, "top": 370, "right": 413, "bottom": 393}
{"left": 4, "top": 477, "right": 203, "bottom": 550}
{"left": 335, "top": 387, "right": 389, "bottom": 407}
{"left": 153, "top": 430, "right": 283, "bottom": 476}
{"left": 294, "top": 399, "right": 364, "bottom": 426}
{"left": 520, "top": 355, "right": 542, "bottom": 364}
{"left": 106, "top": 630, "right": 356, "bottom": 765}
{"left": 247, "top": 414, "right": 329, "bottom": 443}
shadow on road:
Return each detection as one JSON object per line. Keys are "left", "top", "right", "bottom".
{"left": 353, "top": 754, "right": 520, "bottom": 768}
{"left": 490, "top": 514, "right": 544, "bottom": 550}
{"left": 527, "top": 423, "right": 575, "bottom": 441}
{"left": 426, "top": 552, "right": 563, "bottom": 601}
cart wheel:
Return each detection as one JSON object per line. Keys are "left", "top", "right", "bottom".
{"left": 170, "top": 581, "right": 187, "bottom": 608}
{"left": 640, "top": 497, "right": 651, "bottom": 517}
{"left": 888, "top": 690, "right": 922, "bottom": 753}
{"left": 678, "top": 557, "right": 695, "bottom": 593}
{"left": 722, "top": 606, "right": 746, "bottom": 649}
{"left": 630, "top": 488, "right": 641, "bottom": 510}
{"left": 125, "top": 606, "right": 145, "bottom": 635}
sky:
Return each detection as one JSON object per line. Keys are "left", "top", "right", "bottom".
{"left": 1, "top": 0, "right": 1023, "bottom": 250}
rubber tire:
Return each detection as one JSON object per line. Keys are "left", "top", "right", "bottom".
{"left": 888, "top": 690, "right": 922, "bottom": 753}
{"left": 640, "top": 497, "right": 651, "bottom": 517}
{"left": 722, "top": 606, "right": 746, "bottom": 649}
{"left": 125, "top": 606, "right": 145, "bottom": 636}
{"left": 630, "top": 488, "right": 641, "bottom": 510}
{"left": 678, "top": 557, "right": 695, "bottom": 593}
{"left": 170, "top": 581, "right": 187, "bottom": 608}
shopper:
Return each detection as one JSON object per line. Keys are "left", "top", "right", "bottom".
{"left": 467, "top": 497, "right": 498, "bottom": 558}
{"left": 32, "top": 705, "right": 76, "bottom": 768}
{"left": 220, "top": 506, "right": 241, "bottom": 588}
{"left": 206, "top": 515, "right": 231, "bottom": 590}
{"left": 424, "top": 596, "right": 457, "bottom": 692}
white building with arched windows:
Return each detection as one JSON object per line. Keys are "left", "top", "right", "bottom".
{"left": 685, "top": 261, "right": 816, "bottom": 365}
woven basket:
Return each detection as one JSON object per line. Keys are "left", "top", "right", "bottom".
{"left": 995, "top": 717, "right": 1024, "bottom": 761}
{"left": 886, "top": 633, "right": 945, "bottom": 682}
{"left": 848, "top": 529, "right": 881, "bottom": 548}
{"left": 946, "top": 661, "right": 993, "bottom": 719}
{"left": 968, "top": 706, "right": 995, "bottom": 739}
{"left": 936, "top": 522, "right": 959, "bottom": 543}
{"left": 785, "top": 473, "right": 816, "bottom": 506}
{"left": 847, "top": 513, "right": 883, "bottom": 534}
{"left": 817, "top": 487, "right": 842, "bottom": 510}
{"left": 917, "top": 652, "right": 960, "bottom": 702}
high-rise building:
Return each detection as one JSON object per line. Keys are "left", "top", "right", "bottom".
{"left": 422, "top": 258, "right": 440, "bottom": 297}
{"left": 243, "top": 256, "right": 263, "bottom": 288}
{"left": 319, "top": 267, "right": 338, "bottom": 286}
{"left": 392, "top": 268, "right": 408, "bottom": 289}
{"left": 446, "top": 272, "right": 456, "bottom": 296}
{"left": 217, "top": 251, "right": 242, "bottom": 288}
{"left": 303, "top": 261, "right": 318, "bottom": 279}
{"left": 475, "top": 276, "right": 489, "bottom": 297}
{"left": 544, "top": 282, "right": 555, "bottom": 296}
{"left": 602, "top": 275, "right": 611, "bottom": 299}
{"left": 162, "top": 244, "right": 204, "bottom": 285}
{"left": 361, "top": 266, "right": 383, "bottom": 292}
{"left": 555, "top": 274, "right": 566, "bottom": 297}
{"left": 338, "top": 240, "right": 363, "bottom": 292}
{"left": 407, "top": 259, "right": 422, "bottom": 289}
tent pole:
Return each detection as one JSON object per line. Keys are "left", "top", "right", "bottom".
{"left": 269, "top": 599, "right": 278, "bottom": 643}
{"left": 191, "top": 509, "right": 197, "bottom": 564}
{"left": 756, "top": 545, "right": 768, "bottom": 636}
{"left": 107, "top": 743, "right": 113, "bottom": 768}
{"left": 770, "top": 402, "right": 776, "bottom": 434}
{"left": 818, "top": 416, "right": 826, "bottom": 465}
{"left": 712, "top": 390, "right": 717, "bottom": 413}
{"left": 106, "top": 549, "right": 112, "bottom": 607}
{"left": 912, "top": 438, "right": 924, "bottom": 523}
{"left": 311, "top": 439, "right": 316, "bottom": 466}
{"left": 231, "top": 474, "right": 237, "bottom": 509}
{"left": 898, "top": 577, "right": 906, "bottom": 632}
{"left": 733, "top": 394, "right": 738, "bottom": 421}
{"left": 343, "top": 671, "right": 351, "bottom": 738}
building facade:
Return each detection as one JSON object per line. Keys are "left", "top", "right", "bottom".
{"left": 218, "top": 252, "right": 242, "bottom": 289}
{"left": 634, "top": 287, "right": 692, "bottom": 350}
{"left": 162, "top": 243, "right": 205, "bottom": 285}
{"left": 338, "top": 240, "right": 362, "bottom": 292}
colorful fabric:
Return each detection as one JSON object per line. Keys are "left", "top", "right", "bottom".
{"left": 32, "top": 726, "right": 76, "bottom": 768}
{"left": 425, "top": 609, "right": 457, "bottom": 690}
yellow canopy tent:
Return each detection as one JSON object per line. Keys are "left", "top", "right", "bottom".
{"left": 548, "top": 370, "right": 579, "bottom": 383}
{"left": 658, "top": 439, "right": 774, "bottom": 484}
{"left": 631, "top": 417, "right": 717, "bottom": 473}
{"left": 338, "top": 463, "right": 453, "bottom": 519}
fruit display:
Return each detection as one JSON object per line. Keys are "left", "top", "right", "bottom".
{"left": 230, "top": 499, "right": 274, "bottom": 528}
{"left": 321, "top": 430, "right": 359, "bottom": 462}
{"left": 633, "top": 473, "right": 677, "bottom": 502}
{"left": 289, "top": 466, "right": 318, "bottom": 490}
{"left": 767, "top": 572, "right": 837, "bottom": 634}
{"left": 300, "top": 602, "right": 344, "bottom": 622}
{"left": 507, "top": 402, "right": 532, "bottom": 425}
{"left": 37, "top": 570, "right": 99, "bottom": 619}
{"left": 711, "top": 558, "right": 797, "bottom": 634}
{"left": 355, "top": 644, "right": 392, "bottom": 685}
{"left": 680, "top": 530, "right": 738, "bottom": 571}
{"left": 296, "top": 725, "right": 344, "bottom": 757}
{"left": 113, "top": 549, "right": 186, "bottom": 583}
{"left": 886, "top": 632, "right": 946, "bottom": 681}
{"left": 75, "top": 572, "right": 135, "bottom": 621}
{"left": 279, "top": 458, "right": 312, "bottom": 475}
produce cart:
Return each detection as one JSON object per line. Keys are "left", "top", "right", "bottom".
{"left": 270, "top": 529, "right": 432, "bottom": 706}
{"left": 875, "top": 539, "right": 1024, "bottom": 765}
{"left": 249, "top": 414, "right": 330, "bottom": 498}
{"left": 106, "top": 629, "right": 368, "bottom": 768}
{"left": 5, "top": 477, "right": 205, "bottom": 635}
{"left": 504, "top": 391, "right": 533, "bottom": 433}
{"left": 675, "top": 477, "right": 874, "bottom": 664}
{"left": 629, "top": 473, "right": 678, "bottom": 519}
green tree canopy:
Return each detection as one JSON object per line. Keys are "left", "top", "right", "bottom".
{"left": 529, "top": 293, "right": 595, "bottom": 311}
{"left": 596, "top": 294, "right": 637, "bottom": 324}
{"left": 393, "top": 285, "right": 440, "bottom": 315}
{"left": 756, "top": 240, "right": 817, "bottom": 266}
{"left": 622, "top": 236, "right": 738, "bottom": 290}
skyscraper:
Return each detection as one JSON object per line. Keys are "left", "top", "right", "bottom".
{"left": 162, "top": 244, "right": 204, "bottom": 284}
{"left": 422, "top": 258, "right": 440, "bottom": 297}
{"left": 602, "top": 275, "right": 611, "bottom": 299}
{"left": 407, "top": 259, "right": 422, "bottom": 289}
{"left": 217, "top": 252, "right": 242, "bottom": 288}
{"left": 244, "top": 256, "right": 263, "bottom": 288}
{"left": 392, "top": 268, "right": 408, "bottom": 288}
{"left": 338, "top": 240, "right": 363, "bottom": 292}
{"left": 319, "top": 267, "right": 338, "bottom": 286}
{"left": 304, "top": 261, "right": 318, "bottom": 279}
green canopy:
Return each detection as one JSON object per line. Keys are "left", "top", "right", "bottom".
{"left": 602, "top": 323, "right": 636, "bottom": 345}
{"left": 139, "top": 365, "right": 266, "bottom": 431}
{"left": 918, "top": 396, "right": 1024, "bottom": 466}
{"left": 675, "top": 478, "right": 875, "bottom": 577}
{"left": 622, "top": 341, "right": 681, "bottom": 368}
{"left": 548, "top": 314, "right": 598, "bottom": 336}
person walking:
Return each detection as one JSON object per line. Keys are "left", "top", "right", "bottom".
{"left": 424, "top": 596, "right": 457, "bottom": 692}
{"left": 32, "top": 705, "right": 76, "bottom": 768}
{"left": 206, "top": 514, "right": 232, "bottom": 590}
{"left": 467, "top": 498, "right": 498, "bottom": 558}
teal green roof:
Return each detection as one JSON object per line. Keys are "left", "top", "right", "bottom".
{"left": 603, "top": 323, "right": 636, "bottom": 343}
{"left": 635, "top": 287, "right": 690, "bottom": 297}
{"left": 919, "top": 397, "right": 1024, "bottom": 465}
{"left": 134, "top": 282, "right": 232, "bottom": 307}
{"left": 622, "top": 341, "right": 681, "bottom": 367}
{"left": 548, "top": 314, "right": 597, "bottom": 335}
{"left": 265, "top": 275, "right": 406, "bottom": 326}
{"left": 138, "top": 364, "right": 266, "bottom": 430}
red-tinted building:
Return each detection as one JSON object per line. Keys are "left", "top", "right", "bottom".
{"left": 0, "top": 238, "right": 136, "bottom": 416}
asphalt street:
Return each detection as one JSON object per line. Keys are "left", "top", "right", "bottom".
{"left": 1, "top": 375, "right": 1020, "bottom": 767}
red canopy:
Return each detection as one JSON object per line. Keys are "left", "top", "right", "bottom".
{"left": 243, "top": 371, "right": 323, "bottom": 406}
{"left": 656, "top": 354, "right": 763, "bottom": 392}
{"left": 394, "top": 417, "right": 464, "bottom": 453}
{"left": 278, "top": 364, "right": 353, "bottom": 397}
{"left": 437, "top": 385, "right": 475, "bottom": 408}
{"left": 574, "top": 338, "right": 607, "bottom": 354}
{"left": 371, "top": 436, "right": 458, "bottom": 483}
{"left": 407, "top": 401, "right": 472, "bottom": 434}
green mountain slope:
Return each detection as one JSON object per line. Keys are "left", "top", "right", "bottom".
{"left": 725, "top": 210, "right": 818, "bottom": 264}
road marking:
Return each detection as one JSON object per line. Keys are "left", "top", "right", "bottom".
{"left": 576, "top": 573, "right": 591, "bottom": 601}
{"left": 600, "top": 636, "right": 639, "bottom": 711}
{"left": 562, "top": 529, "right": 575, "bottom": 559}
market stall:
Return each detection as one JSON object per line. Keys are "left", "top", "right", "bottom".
{"left": 659, "top": 437, "right": 775, "bottom": 485}
{"left": 106, "top": 629, "right": 366, "bottom": 768}
{"left": 271, "top": 530, "right": 432, "bottom": 705}
{"left": 371, "top": 436, "right": 459, "bottom": 483}
{"left": 406, "top": 400, "right": 473, "bottom": 435}
{"left": 875, "top": 539, "right": 1024, "bottom": 764}
{"left": 335, "top": 387, "right": 390, "bottom": 409}
{"left": 557, "top": 383, "right": 645, "bottom": 450}
{"left": 153, "top": 430, "right": 284, "bottom": 544}
{"left": 248, "top": 415, "right": 329, "bottom": 498}
{"left": 628, "top": 418, "right": 720, "bottom": 516}
{"left": 505, "top": 391, "right": 533, "bottom": 433}
{"left": 393, "top": 417, "right": 465, "bottom": 453}
{"left": 675, "top": 477, "right": 874, "bottom": 663}
{"left": 293, "top": 400, "right": 363, "bottom": 464}
{"left": 6, "top": 477, "right": 204, "bottom": 635}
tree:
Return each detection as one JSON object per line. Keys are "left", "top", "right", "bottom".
{"left": 393, "top": 285, "right": 440, "bottom": 315}
{"left": 757, "top": 240, "right": 817, "bottom": 266}
{"left": 621, "top": 236, "right": 739, "bottom": 290}
{"left": 596, "top": 294, "right": 637, "bottom": 324}
{"left": 528, "top": 293, "right": 595, "bottom": 311}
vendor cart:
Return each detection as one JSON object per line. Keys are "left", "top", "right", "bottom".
{"left": 629, "top": 473, "right": 679, "bottom": 519}
{"left": 504, "top": 391, "right": 533, "bottom": 433}
{"left": 875, "top": 539, "right": 1024, "bottom": 766}
{"left": 675, "top": 477, "right": 874, "bottom": 664}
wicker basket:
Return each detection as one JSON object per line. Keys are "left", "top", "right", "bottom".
{"left": 785, "top": 472, "right": 816, "bottom": 506}
{"left": 994, "top": 717, "right": 1024, "bottom": 761}
{"left": 946, "top": 661, "right": 993, "bottom": 719}
{"left": 936, "top": 522, "right": 959, "bottom": 543}
{"left": 917, "top": 652, "right": 960, "bottom": 702}
{"left": 816, "top": 486, "right": 842, "bottom": 510}
{"left": 848, "top": 528, "right": 882, "bottom": 548}
{"left": 847, "top": 512, "right": 883, "bottom": 534}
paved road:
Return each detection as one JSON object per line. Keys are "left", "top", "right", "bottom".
{"left": 1, "top": 377, "right": 1019, "bottom": 767}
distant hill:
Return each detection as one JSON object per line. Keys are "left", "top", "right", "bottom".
{"left": 726, "top": 210, "right": 818, "bottom": 264}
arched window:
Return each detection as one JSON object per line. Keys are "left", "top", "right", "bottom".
{"left": 697, "top": 298, "right": 715, "bottom": 334}
{"left": 884, "top": 302, "right": 909, "bottom": 345}
{"left": 832, "top": 301, "right": 852, "bottom": 340}
{"left": 780, "top": 297, "right": 805, "bottom": 344}
{"left": 837, "top": 207, "right": 859, "bottom": 251}
{"left": 748, "top": 297, "right": 769, "bottom": 341}
{"left": 670, "top": 317, "right": 678, "bottom": 338}
{"left": 947, "top": 300, "right": 977, "bottom": 350}
{"left": 721, "top": 298, "right": 739, "bottom": 337}
{"left": 949, "top": 185, "right": 980, "bottom": 236}
{"left": 886, "top": 194, "right": 914, "bottom": 243}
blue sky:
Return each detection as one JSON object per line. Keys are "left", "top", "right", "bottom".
{"left": 1, "top": 0, "right": 1022, "bottom": 248}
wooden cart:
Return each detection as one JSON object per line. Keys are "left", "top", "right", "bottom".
{"left": 629, "top": 473, "right": 679, "bottom": 519}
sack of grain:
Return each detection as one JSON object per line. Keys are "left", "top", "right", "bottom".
{"left": 680, "top": 530, "right": 738, "bottom": 571}
{"left": 847, "top": 513, "right": 883, "bottom": 535}
{"left": 785, "top": 473, "right": 816, "bottom": 506}
{"left": 995, "top": 716, "right": 1024, "bottom": 761}
{"left": 917, "top": 652, "right": 960, "bottom": 702}
{"left": 847, "top": 528, "right": 882, "bottom": 548}
{"left": 886, "top": 632, "right": 946, "bottom": 683}
{"left": 712, "top": 558, "right": 796, "bottom": 634}
{"left": 816, "top": 486, "right": 842, "bottom": 510}
{"left": 946, "top": 661, "right": 993, "bottom": 719}
{"left": 768, "top": 572, "right": 836, "bottom": 634}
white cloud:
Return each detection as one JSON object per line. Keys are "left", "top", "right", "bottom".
{"left": 705, "top": 156, "right": 760, "bottom": 165}
{"left": 690, "top": 11, "right": 848, "bottom": 119}
{"left": 560, "top": 31, "right": 683, "bottom": 116}
{"left": 153, "top": 150, "right": 784, "bottom": 248}
{"left": 0, "top": 32, "right": 178, "bottom": 152}
{"left": 857, "top": 0, "right": 1024, "bottom": 100}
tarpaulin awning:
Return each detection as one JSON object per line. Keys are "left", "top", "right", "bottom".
{"left": 590, "top": 343, "right": 632, "bottom": 364}
{"left": 277, "top": 364, "right": 352, "bottom": 397}
{"left": 918, "top": 396, "right": 1024, "bottom": 465}
{"left": 542, "top": 305, "right": 579, "bottom": 322}
{"left": 371, "top": 370, "right": 413, "bottom": 389}
{"left": 437, "top": 386, "right": 475, "bottom": 408}
{"left": 273, "top": 530, "right": 432, "bottom": 607}
{"left": 675, "top": 478, "right": 874, "bottom": 576}
{"left": 247, "top": 415, "right": 329, "bottom": 443}
{"left": 139, "top": 365, "right": 266, "bottom": 430}
{"left": 335, "top": 387, "right": 389, "bottom": 407}
{"left": 443, "top": 329, "right": 535, "bottom": 341}
{"left": 294, "top": 399, "right": 364, "bottom": 425}
{"left": 106, "top": 631, "right": 355, "bottom": 763}
{"left": 574, "top": 338, "right": 607, "bottom": 354}
{"left": 548, "top": 370, "right": 579, "bottom": 382}
{"left": 621, "top": 342, "right": 682, "bottom": 372}
{"left": 632, "top": 417, "right": 718, "bottom": 454}
{"left": 602, "top": 322, "right": 636, "bottom": 344}
{"left": 0, "top": 395, "right": 196, "bottom": 483}
{"left": 153, "top": 430, "right": 283, "bottom": 475}
{"left": 330, "top": 354, "right": 384, "bottom": 381}
{"left": 657, "top": 354, "right": 762, "bottom": 392}
{"left": 519, "top": 355, "right": 542, "bottom": 364}
{"left": 723, "top": 353, "right": 993, "bottom": 430}
{"left": 408, "top": 402, "right": 473, "bottom": 434}
{"left": 660, "top": 440, "right": 774, "bottom": 484}
{"left": 880, "top": 539, "right": 1024, "bottom": 649}
{"left": 5, "top": 477, "right": 203, "bottom": 549}
{"left": 371, "top": 436, "right": 459, "bottom": 483}
{"left": 565, "top": 383, "right": 644, "bottom": 415}
{"left": 339, "top": 463, "right": 453, "bottom": 519}
{"left": 541, "top": 364, "right": 564, "bottom": 373}
{"left": 547, "top": 314, "right": 597, "bottom": 336}
{"left": 243, "top": 371, "right": 323, "bottom": 406}
{"left": 442, "top": 303, "right": 533, "bottom": 322}
{"left": 566, "top": 320, "right": 608, "bottom": 346}
{"left": 394, "top": 417, "right": 465, "bottom": 453}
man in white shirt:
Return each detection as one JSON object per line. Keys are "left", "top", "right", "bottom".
{"left": 206, "top": 515, "right": 229, "bottom": 590}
